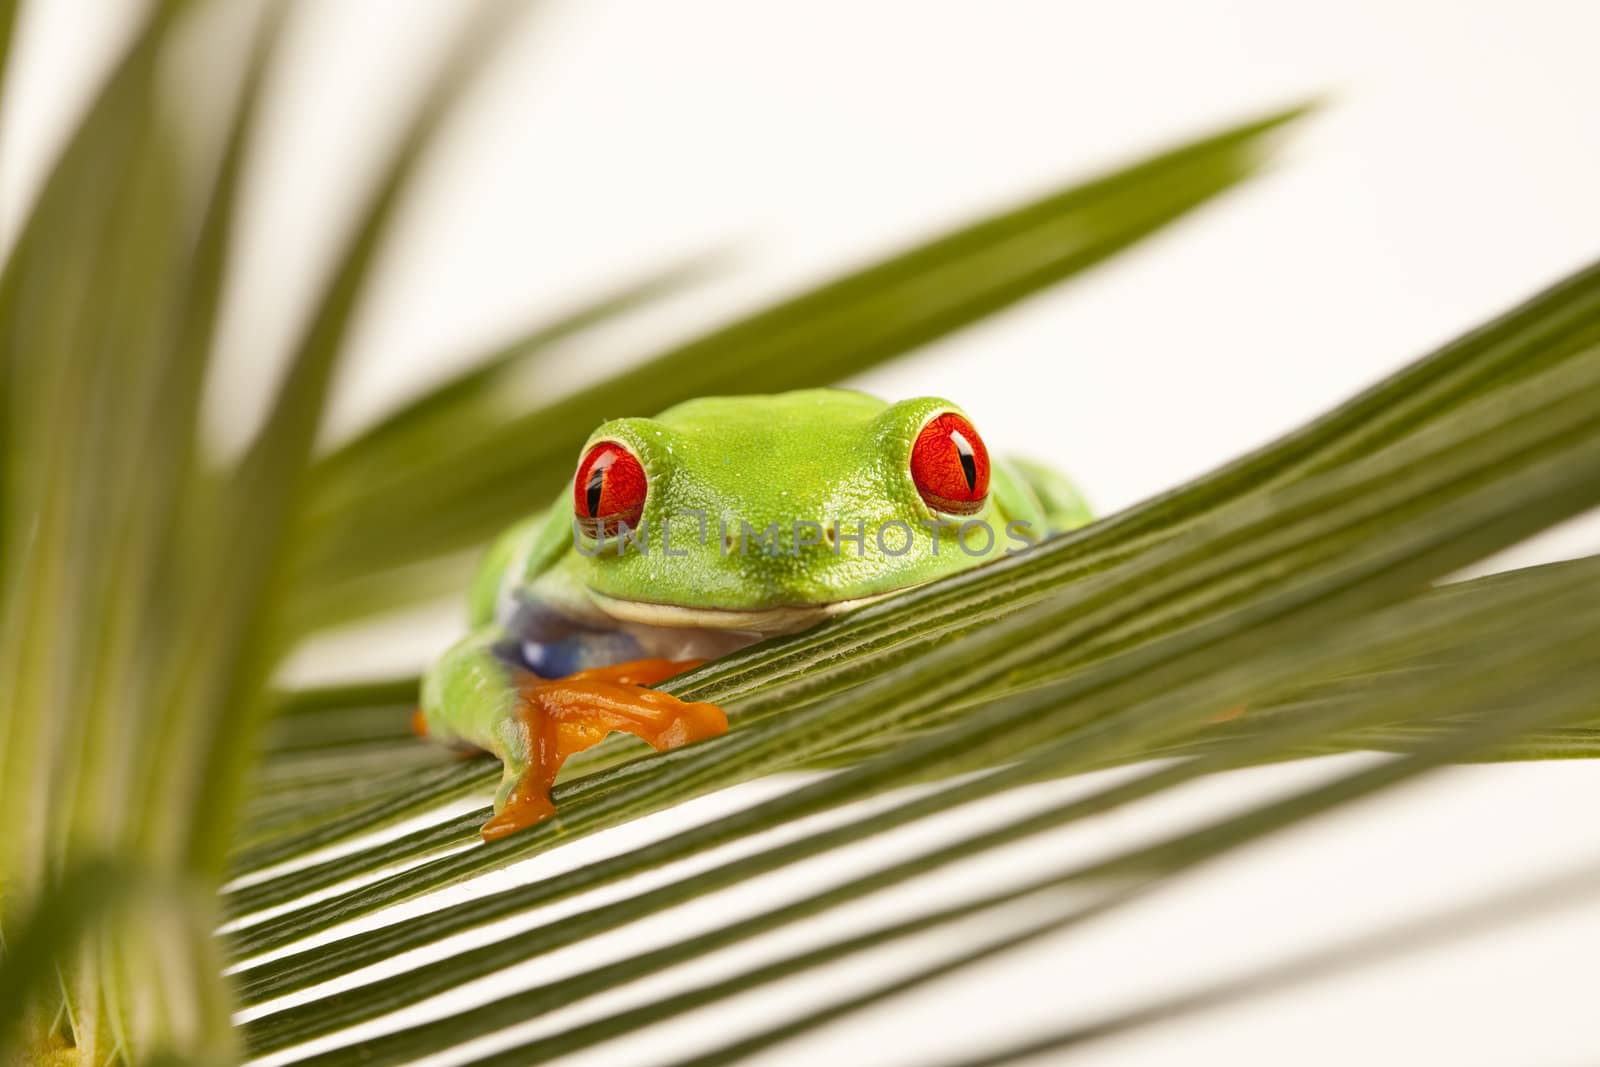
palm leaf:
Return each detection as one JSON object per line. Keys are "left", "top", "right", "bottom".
{"left": 171, "top": 0, "right": 529, "bottom": 878}
{"left": 284, "top": 255, "right": 722, "bottom": 630}
{"left": 0, "top": 863, "right": 142, "bottom": 1058}
{"left": 0, "top": 2, "right": 231, "bottom": 1055}
{"left": 0, "top": 0, "right": 21, "bottom": 123}
{"left": 229, "top": 261, "right": 1600, "bottom": 968}
{"left": 246, "top": 550, "right": 1600, "bottom": 1063}
{"left": 290, "top": 103, "right": 1309, "bottom": 621}
{"left": 0, "top": 0, "right": 519, "bottom": 1056}
{"left": 225, "top": 270, "right": 1600, "bottom": 1061}
{"left": 6, "top": 3, "right": 1600, "bottom": 1064}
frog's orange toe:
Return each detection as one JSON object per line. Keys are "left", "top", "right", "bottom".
{"left": 652, "top": 700, "right": 728, "bottom": 749}
{"left": 480, "top": 792, "right": 558, "bottom": 842}
{"left": 476, "top": 658, "right": 727, "bottom": 842}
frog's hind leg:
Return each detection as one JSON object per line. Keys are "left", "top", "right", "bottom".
{"left": 997, "top": 456, "right": 1093, "bottom": 535}
{"left": 413, "top": 706, "right": 499, "bottom": 762}
{"left": 482, "top": 659, "right": 726, "bottom": 841}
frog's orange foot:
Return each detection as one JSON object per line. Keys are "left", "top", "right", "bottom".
{"left": 479, "top": 658, "right": 725, "bottom": 842}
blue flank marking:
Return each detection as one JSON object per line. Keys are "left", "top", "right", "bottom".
{"left": 518, "top": 632, "right": 644, "bottom": 678}
{"left": 493, "top": 600, "right": 644, "bottom": 679}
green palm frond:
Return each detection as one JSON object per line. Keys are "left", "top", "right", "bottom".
{"left": 225, "top": 269, "right": 1600, "bottom": 1062}
{"left": 4, "top": 3, "right": 1598, "bottom": 1066}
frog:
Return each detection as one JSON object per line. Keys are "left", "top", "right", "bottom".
{"left": 417, "top": 388, "right": 1091, "bottom": 840}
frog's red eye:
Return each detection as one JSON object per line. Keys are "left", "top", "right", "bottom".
{"left": 910, "top": 412, "right": 990, "bottom": 516}
{"left": 574, "top": 441, "right": 647, "bottom": 537}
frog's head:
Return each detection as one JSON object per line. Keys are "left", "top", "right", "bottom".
{"left": 564, "top": 388, "right": 1027, "bottom": 633}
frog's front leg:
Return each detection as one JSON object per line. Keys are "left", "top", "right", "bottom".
{"left": 420, "top": 628, "right": 727, "bottom": 841}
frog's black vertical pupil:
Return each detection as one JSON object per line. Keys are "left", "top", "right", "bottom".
{"left": 952, "top": 430, "right": 977, "bottom": 493}
{"left": 585, "top": 467, "right": 605, "bottom": 517}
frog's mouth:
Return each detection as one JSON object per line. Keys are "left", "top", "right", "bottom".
{"left": 588, "top": 589, "right": 894, "bottom": 636}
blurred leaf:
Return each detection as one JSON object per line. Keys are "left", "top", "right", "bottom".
{"left": 0, "top": 0, "right": 20, "bottom": 127}
{"left": 174, "top": 0, "right": 529, "bottom": 877}
{"left": 290, "top": 104, "right": 1313, "bottom": 620}
{"left": 289, "top": 254, "right": 722, "bottom": 629}
{"left": 0, "top": 862, "right": 152, "bottom": 1060}
{"left": 0, "top": 2, "right": 227, "bottom": 1053}
{"left": 317, "top": 253, "right": 722, "bottom": 481}
{"left": 0, "top": 0, "right": 525, "bottom": 1058}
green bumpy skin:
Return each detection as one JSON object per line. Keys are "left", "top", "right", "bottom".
{"left": 420, "top": 388, "right": 1092, "bottom": 829}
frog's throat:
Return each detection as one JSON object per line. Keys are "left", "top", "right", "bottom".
{"left": 587, "top": 590, "right": 891, "bottom": 635}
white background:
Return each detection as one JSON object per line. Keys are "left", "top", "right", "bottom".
{"left": 7, "top": 2, "right": 1600, "bottom": 1064}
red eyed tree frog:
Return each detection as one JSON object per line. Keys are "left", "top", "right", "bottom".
{"left": 417, "top": 388, "right": 1090, "bottom": 840}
